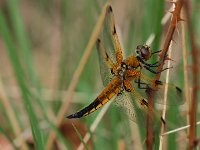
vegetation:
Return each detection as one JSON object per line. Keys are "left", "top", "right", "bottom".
{"left": 0, "top": 0, "right": 199, "bottom": 149}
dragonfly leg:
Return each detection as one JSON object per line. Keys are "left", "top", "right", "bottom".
{"left": 137, "top": 49, "right": 171, "bottom": 68}
{"left": 135, "top": 77, "right": 150, "bottom": 90}
{"left": 146, "top": 59, "right": 163, "bottom": 67}
{"left": 137, "top": 56, "right": 163, "bottom": 67}
{"left": 151, "top": 50, "right": 161, "bottom": 55}
{"left": 144, "top": 85, "right": 159, "bottom": 97}
{"left": 145, "top": 53, "right": 169, "bottom": 67}
{"left": 143, "top": 65, "right": 173, "bottom": 74}
{"left": 146, "top": 51, "right": 170, "bottom": 67}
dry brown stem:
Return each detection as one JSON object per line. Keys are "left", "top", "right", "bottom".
{"left": 0, "top": 78, "right": 28, "bottom": 150}
{"left": 146, "top": 1, "right": 183, "bottom": 149}
{"left": 183, "top": 1, "right": 199, "bottom": 149}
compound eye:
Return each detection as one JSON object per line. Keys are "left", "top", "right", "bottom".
{"left": 141, "top": 47, "right": 149, "bottom": 55}
{"left": 141, "top": 45, "right": 151, "bottom": 60}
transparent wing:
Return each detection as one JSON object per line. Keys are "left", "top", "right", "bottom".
{"left": 113, "top": 91, "right": 137, "bottom": 122}
{"left": 134, "top": 73, "right": 185, "bottom": 106}
{"left": 96, "top": 39, "right": 115, "bottom": 86}
{"left": 101, "top": 5, "right": 118, "bottom": 63}
{"left": 112, "top": 89, "right": 148, "bottom": 123}
{"left": 98, "top": 59, "right": 113, "bottom": 86}
{"left": 97, "top": 5, "right": 124, "bottom": 86}
{"left": 104, "top": 6, "right": 123, "bottom": 65}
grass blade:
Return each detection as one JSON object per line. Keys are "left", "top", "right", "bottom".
{"left": 0, "top": 10, "right": 45, "bottom": 150}
{"left": 72, "top": 123, "right": 89, "bottom": 150}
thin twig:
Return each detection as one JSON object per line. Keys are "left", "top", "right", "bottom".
{"left": 45, "top": 3, "right": 110, "bottom": 149}
{"left": 161, "top": 121, "right": 200, "bottom": 136}
{"left": 161, "top": 5, "right": 175, "bottom": 25}
{"left": 180, "top": 10, "right": 190, "bottom": 128}
{"left": 183, "top": 1, "right": 199, "bottom": 149}
{"left": 146, "top": 1, "right": 183, "bottom": 149}
{"left": 159, "top": 41, "right": 173, "bottom": 150}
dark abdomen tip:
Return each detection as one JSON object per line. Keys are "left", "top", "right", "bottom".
{"left": 66, "top": 112, "right": 82, "bottom": 119}
{"left": 66, "top": 114, "right": 75, "bottom": 119}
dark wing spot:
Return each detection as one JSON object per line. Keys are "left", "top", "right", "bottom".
{"left": 175, "top": 86, "right": 182, "bottom": 93}
{"left": 113, "top": 26, "right": 116, "bottom": 34}
{"left": 141, "top": 99, "right": 148, "bottom": 106}
{"left": 96, "top": 39, "right": 101, "bottom": 49}
{"left": 175, "top": 86, "right": 183, "bottom": 100}
{"left": 97, "top": 38, "right": 101, "bottom": 43}
{"left": 108, "top": 5, "right": 113, "bottom": 12}
{"left": 105, "top": 52, "right": 109, "bottom": 60}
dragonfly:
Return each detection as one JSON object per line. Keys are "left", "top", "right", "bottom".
{"left": 66, "top": 5, "right": 183, "bottom": 121}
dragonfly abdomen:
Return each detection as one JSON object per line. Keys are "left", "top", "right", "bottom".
{"left": 67, "top": 77, "right": 122, "bottom": 119}
{"left": 66, "top": 93, "right": 117, "bottom": 119}
{"left": 66, "top": 97, "right": 103, "bottom": 119}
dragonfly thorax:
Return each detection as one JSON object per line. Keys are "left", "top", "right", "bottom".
{"left": 123, "top": 56, "right": 140, "bottom": 69}
{"left": 114, "top": 60, "right": 141, "bottom": 80}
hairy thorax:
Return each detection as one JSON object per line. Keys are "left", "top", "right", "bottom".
{"left": 112, "top": 55, "right": 141, "bottom": 81}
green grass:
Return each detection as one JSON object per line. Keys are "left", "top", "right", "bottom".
{"left": 0, "top": 0, "right": 199, "bottom": 150}
{"left": 72, "top": 124, "right": 89, "bottom": 150}
{"left": 0, "top": 9, "right": 44, "bottom": 150}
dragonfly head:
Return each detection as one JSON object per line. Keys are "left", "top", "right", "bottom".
{"left": 136, "top": 45, "right": 151, "bottom": 61}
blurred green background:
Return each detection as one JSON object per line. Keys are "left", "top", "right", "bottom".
{"left": 0, "top": 0, "right": 199, "bottom": 149}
